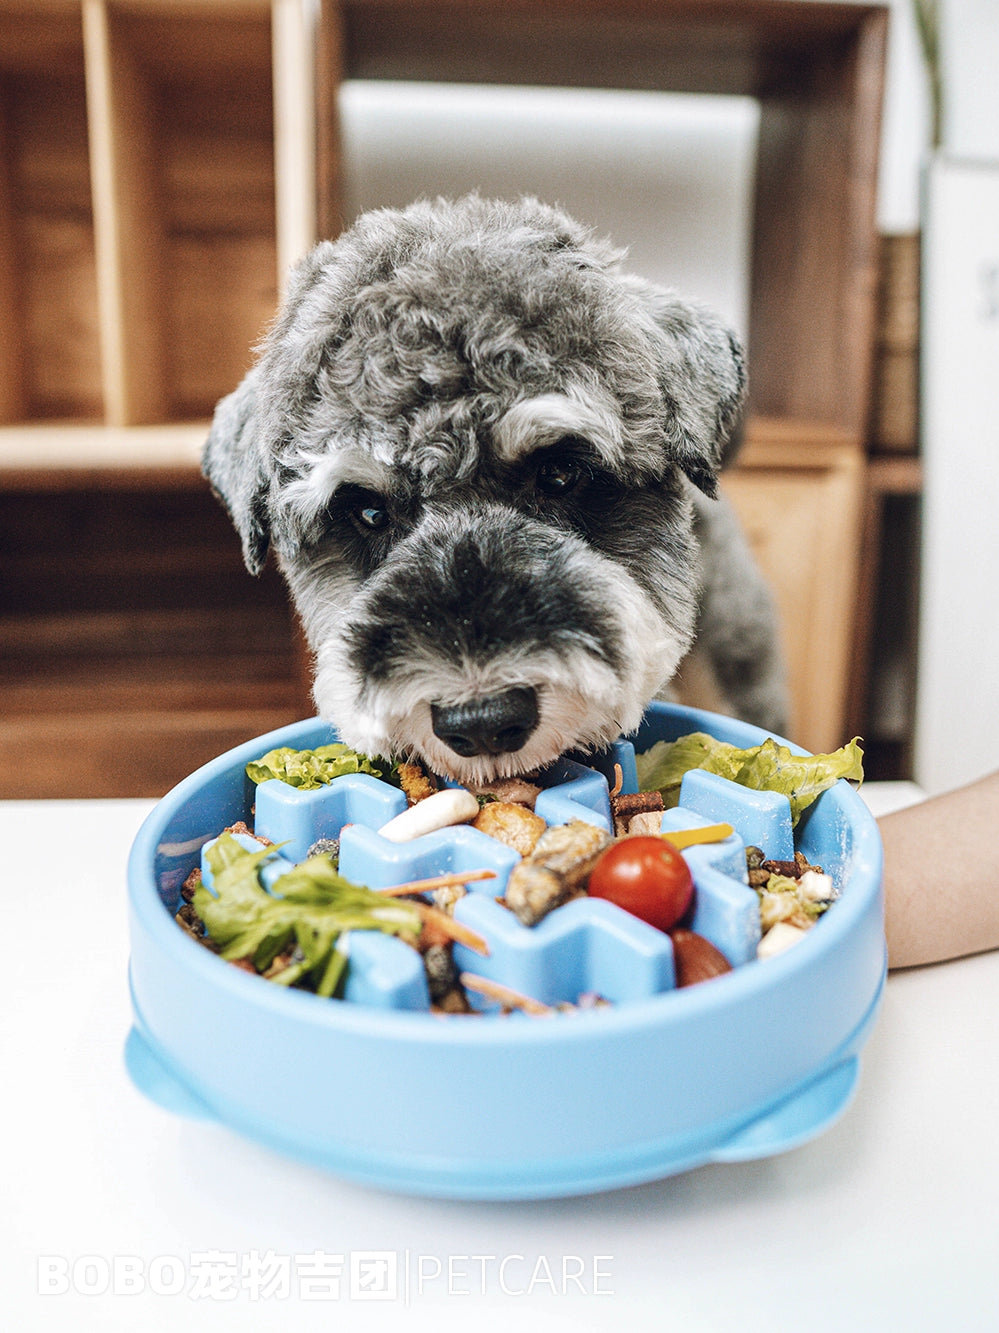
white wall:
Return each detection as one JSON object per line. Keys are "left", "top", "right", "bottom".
{"left": 339, "top": 84, "right": 760, "bottom": 336}
{"left": 942, "top": 0, "right": 999, "bottom": 160}
{"left": 914, "top": 0, "right": 999, "bottom": 793}
{"left": 917, "top": 160, "right": 999, "bottom": 794}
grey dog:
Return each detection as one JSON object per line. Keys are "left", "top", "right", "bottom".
{"left": 204, "top": 195, "right": 787, "bottom": 785}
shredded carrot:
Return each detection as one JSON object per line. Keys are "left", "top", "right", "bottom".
{"left": 609, "top": 763, "right": 624, "bottom": 798}
{"left": 377, "top": 868, "right": 497, "bottom": 896}
{"left": 411, "top": 902, "right": 490, "bottom": 956}
{"left": 661, "top": 822, "right": 734, "bottom": 850}
{"left": 459, "top": 972, "right": 552, "bottom": 1015}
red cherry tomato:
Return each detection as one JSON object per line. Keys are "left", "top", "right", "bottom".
{"left": 587, "top": 837, "right": 694, "bottom": 933}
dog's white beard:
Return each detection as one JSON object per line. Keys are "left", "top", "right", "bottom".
{"left": 310, "top": 566, "right": 689, "bottom": 784}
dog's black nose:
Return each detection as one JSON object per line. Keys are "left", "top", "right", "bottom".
{"left": 431, "top": 688, "right": 539, "bottom": 759}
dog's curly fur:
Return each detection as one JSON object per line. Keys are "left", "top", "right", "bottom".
{"left": 205, "top": 195, "right": 787, "bottom": 782}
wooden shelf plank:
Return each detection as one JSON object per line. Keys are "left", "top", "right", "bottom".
{"left": 0, "top": 420, "right": 208, "bottom": 481}
{"left": 273, "top": 0, "right": 318, "bottom": 284}
{"left": 83, "top": 0, "right": 168, "bottom": 425}
{"left": 866, "top": 454, "right": 923, "bottom": 495}
{"left": 0, "top": 707, "right": 309, "bottom": 800}
{"left": 0, "top": 412, "right": 878, "bottom": 480}
{"left": 334, "top": 0, "right": 885, "bottom": 98}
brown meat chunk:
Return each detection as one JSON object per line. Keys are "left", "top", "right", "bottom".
{"left": 504, "top": 819, "right": 612, "bottom": 926}
{"left": 473, "top": 801, "right": 547, "bottom": 856}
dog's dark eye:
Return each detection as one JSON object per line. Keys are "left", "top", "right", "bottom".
{"left": 356, "top": 501, "right": 389, "bottom": 530}
{"left": 322, "top": 484, "right": 404, "bottom": 570}
{"left": 536, "top": 457, "right": 582, "bottom": 497}
{"left": 341, "top": 488, "right": 393, "bottom": 534}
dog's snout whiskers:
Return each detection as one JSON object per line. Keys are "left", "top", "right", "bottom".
{"left": 431, "top": 687, "right": 539, "bottom": 759}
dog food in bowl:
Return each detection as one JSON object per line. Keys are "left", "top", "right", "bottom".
{"left": 126, "top": 702, "right": 884, "bottom": 1199}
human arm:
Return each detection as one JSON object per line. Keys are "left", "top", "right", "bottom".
{"left": 879, "top": 770, "right": 999, "bottom": 969}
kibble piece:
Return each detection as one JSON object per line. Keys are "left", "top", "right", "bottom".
{"left": 471, "top": 776, "right": 542, "bottom": 809}
{"left": 398, "top": 760, "right": 438, "bottom": 805}
{"left": 625, "top": 810, "right": 665, "bottom": 837}
{"left": 473, "top": 801, "right": 546, "bottom": 856}
{"left": 423, "top": 943, "right": 460, "bottom": 1001}
{"left": 610, "top": 789, "right": 664, "bottom": 837}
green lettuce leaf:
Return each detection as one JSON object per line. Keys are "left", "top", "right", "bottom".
{"left": 635, "top": 731, "right": 864, "bottom": 826}
{"left": 192, "top": 832, "right": 422, "bottom": 997}
{"left": 246, "top": 743, "right": 398, "bottom": 790}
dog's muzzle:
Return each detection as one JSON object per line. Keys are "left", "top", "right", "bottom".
{"left": 430, "top": 686, "right": 539, "bottom": 759}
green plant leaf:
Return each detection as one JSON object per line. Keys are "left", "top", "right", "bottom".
{"left": 636, "top": 732, "right": 864, "bottom": 826}
{"left": 246, "top": 743, "right": 399, "bottom": 790}
{"left": 192, "top": 832, "right": 422, "bottom": 994}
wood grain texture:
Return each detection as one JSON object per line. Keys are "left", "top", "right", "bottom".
{"left": 0, "top": 709, "right": 307, "bottom": 799}
{"left": 722, "top": 429, "right": 866, "bottom": 753}
{"left": 0, "top": 479, "right": 313, "bottom": 799}
{"left": 0, "top": 91, "right": 26, "bottom": 422}
{"left": 749, "top": 6, "right": 886, "bottom": 435}
{"left": 335, "top": 0, "right": 882, "bottom": 98}
{"left": 1, "top": 13, "right": 102, "bottom": 421}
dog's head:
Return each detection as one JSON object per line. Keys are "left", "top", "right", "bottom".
{"left": 204, "top": 195, "right": 745, "bottom": 782}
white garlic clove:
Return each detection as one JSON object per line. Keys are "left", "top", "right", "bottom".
{"left": 378, "top": 788, "right": 480, "bottom": 842}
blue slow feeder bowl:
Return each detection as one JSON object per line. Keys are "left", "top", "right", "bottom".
{"left": 125, "top": 702, "right": 885, "bottom": 1199}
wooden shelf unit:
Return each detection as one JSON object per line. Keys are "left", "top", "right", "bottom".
{"left": 1, "top": 0, "right": 890, "bottom": 793}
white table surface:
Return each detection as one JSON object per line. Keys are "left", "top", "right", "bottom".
{"left": 3, "top": 796, "right": 997, "bottom": 1333}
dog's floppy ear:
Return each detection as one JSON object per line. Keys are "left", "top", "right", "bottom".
{"left": 203, "top": 367, "right": 271, "bottom": 575}
{"left": 621, "top": 276, "right": 747, "bottom": 497}
{"left": 202, "top": 241, "right": 351, "bottom": 575}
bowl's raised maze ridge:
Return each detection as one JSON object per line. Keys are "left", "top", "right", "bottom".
{"left": 202, "top": 739, "right": 798, "bottom": 1012}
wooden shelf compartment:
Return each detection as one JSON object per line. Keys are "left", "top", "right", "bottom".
{"left": 0, "top": 478, "right": 313, "bottom": 799}
{"left": 0, "top": 2, "right": 321, "bottom": 799}
{"left": 0, "top": 0, "right": 317, "bottom": 437}
{"left": 0, "top": 3, "right": 101, "bottom": 424}
{"left": 83, "top": 0, "right": 282, "bottom": 424}
{"left": 721, "top": 417, "right": 868, "bottom": 754}
{"left": 725, "top": 432, "right": 923, "bottom": 763}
